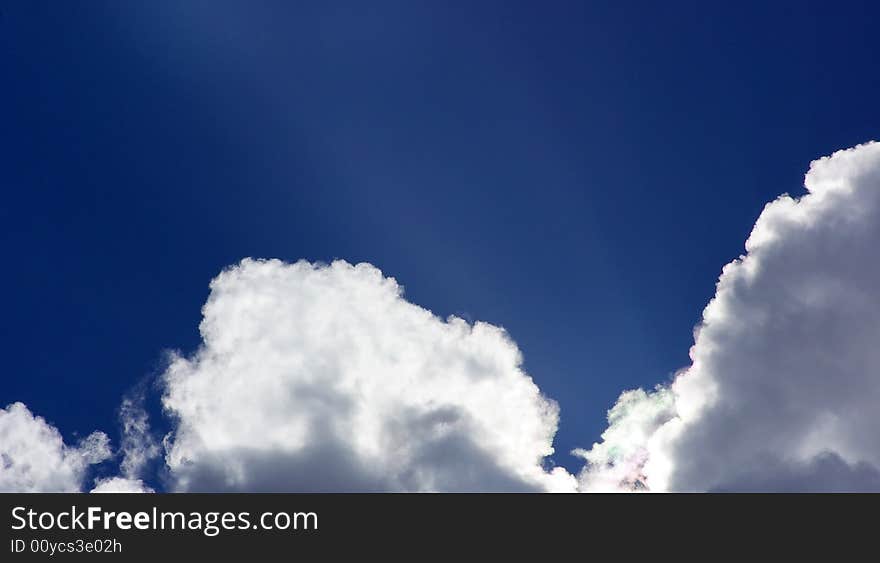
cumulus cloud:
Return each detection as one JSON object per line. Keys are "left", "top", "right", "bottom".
{"left": 578, "top": 141, "right": 880, "bottom": 492}
{"left": 160, "top": 259, "right": 576, "bottom": 492}
{"left": 573, "top": 387, "right": 675, "bottom": 492}
{"left": 8, "top": 142, "right": 880, "bottom": 494}
{"left": 0, "top": 402, "right": 111, "bottom": 492}
{"left": 91, "top": 476, "right": 154, "bottom": 493}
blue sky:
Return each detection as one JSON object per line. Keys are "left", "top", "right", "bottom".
{"left": 2, "top": 1, "right": 879, "bottom": 482}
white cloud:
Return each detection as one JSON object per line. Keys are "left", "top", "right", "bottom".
{"left": 0, "top": 402, "right": 111, "bottom": 492}
{"left": 160, "top": 259, "right": 577, "bottom": 492}
{"left": 9, "top": 143, "right": 880, "bottom": 494}
{"left": 573, "top": 387, "right": 675, "bottom": 492}
{"left": 118, "top": 395, "right": 160, "bottom": 481}
{"left": 91, "top": 477, "right": 154, "bottom": 493}
{"left": 87, "top": 395, "right": 159, "bottom": 494}
{"left": 578, "top": 141, "right": 880, "bottom": 492}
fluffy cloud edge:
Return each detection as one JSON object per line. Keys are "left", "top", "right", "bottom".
{"left": 7, "top": 142, "right": 880, "bottom": 493}
{"left": 158, "top": 258, "right": 578, "bottom": 492}
{"left": 577, "top": 141, "right": 880, "bottom": 492}
{"left": 0, "top": 402, "right": 112, "bottom": 493}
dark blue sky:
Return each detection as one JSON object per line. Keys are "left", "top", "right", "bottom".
{"left": 1, "top": 1, "right": 878, "bottom": 475}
